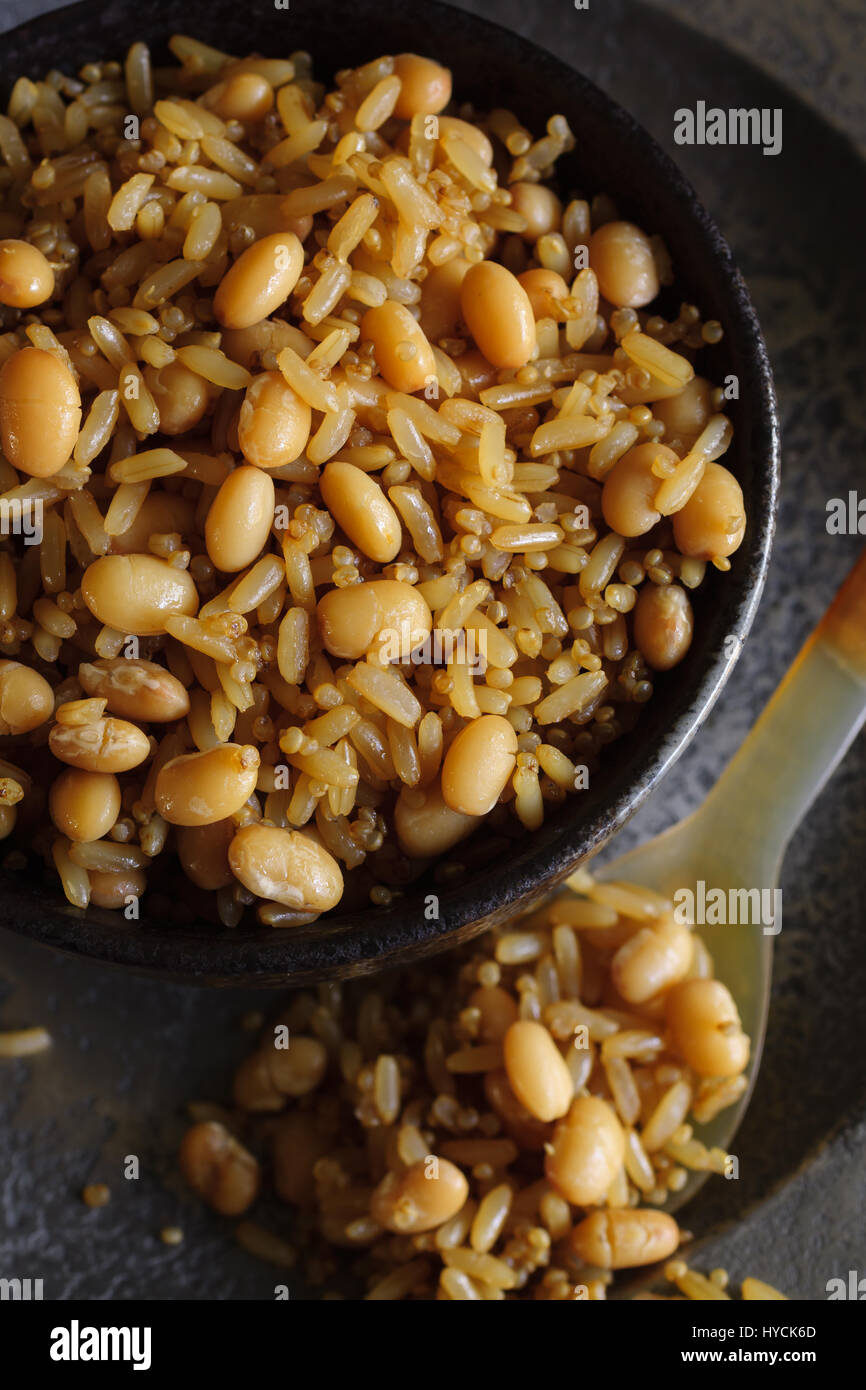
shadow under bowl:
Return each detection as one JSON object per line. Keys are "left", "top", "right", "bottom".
{"left": 0, "top": 0, "right": 779, "bottom": 985}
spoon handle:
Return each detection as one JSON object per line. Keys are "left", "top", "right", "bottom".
{"left": 698, "top": 549, "right": 866, "bottom": 870}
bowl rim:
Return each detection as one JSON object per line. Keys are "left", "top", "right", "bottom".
{"left": 0, "top": 0, "right": 780, "bottom": 985}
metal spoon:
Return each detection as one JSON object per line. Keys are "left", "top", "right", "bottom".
{"left": 593, "top": 549, "right": 866, "bottom": 1214}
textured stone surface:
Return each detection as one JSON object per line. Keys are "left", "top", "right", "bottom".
{"left": 0, "top": 0, "right": 864, "bottom": 1300}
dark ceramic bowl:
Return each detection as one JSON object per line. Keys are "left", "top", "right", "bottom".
{"left": 0, "top": 0, "right": 779, "bottom": 985}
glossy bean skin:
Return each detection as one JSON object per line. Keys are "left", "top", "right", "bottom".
{"left": 0, "top": 659, "right": 54, "bottom": 734}
{"left": 268, "top": 1036, "right": 329, "bottom": 1097}
{"left": 601, "top": 443, "right": 679, "bottom": 538}
{"left": 394, "top": 781, "right": 477, "bottom": 859}
{"left": 653, "top": 376, "right": 713, "bottom": 448}
{"left": 88, "top": 867, "right": 146, "bottom": 909}
{"left": 238, "top": 370, "right": 311, "bottom": 469}
{"left": 319, "top": 460, "right": 402, "bottom": 563}
{"left": 460, "top": 261, "right": 535, "bottom": 369}
{"left": 143, "top": 359, "right": 209, "bottom": 436}
{"left": 503, "top": 1019, "right": 574, "bottom": 1122}
{"left": 456, "top": 348, "right": 498, "bottom": 397}
{"left": 441, "top": 714, "right": 518, "bottom": 816}
{"left": 517, "top": 268, "right": 570, "bottom": 320}
{"left": 213, "top": 231, "right": 304, "bottom": 330}
{"left": 588, "top": 221, "right": 659, "bottom": 308}
{"left": 633, "top": 582, "right": 694, "bottom": 671}
{"left": 391, "top": 54, "right": 452, "bottom": 120}
{"left": 176, "top": 818, "right": 235, "bottom": 890}
{"left": 232, "top": 1049, "right": 284, "bottom": 1112}
{"left": 569, "top": 1208, "right": 680, "bottom": 1269}
{"left": 108, "top": 492, "right": 196, "bottom": 555}
{"left": 483, "top": 1069, "right": 552, "bottom": 1150}
{"left": 228, "top": 823, "right": 343, "bottom": 912}
{"left": 49, "top": 767, "right": 121, "bottom": 842}
{"left": 155, "top": 743, "right": 260, "bottom": 826}
{"left": 316, "top": 579, "right": 432, "bottom": 660}
{"left": 665, "top": 978, "right": 750, "bottom": 1078}
{"left": 49, "top": 716, "right": 150, "bottom": 773}
{"left": 370, "top": 1156, "right": 468, "bottom": 1234}
{"left": 0, "top": 805, "right": 16, "bottom": 839}
{"left": 205, "top": 464, "right": 275, "bottom": 572}
{"left": 81, "top": 554, "right": 197, "bottom": 635}
{"left": 545, "top": 1095, "right": 626, "bottom": 1205}
{"left": 672, "top": 462, "right": 746, "bottom": 560}
{"left": 233, "top": 1034, "right": 328, "bottom": 1111}
{"left": 0, "top": 346, "right": 81, "bottom": 477}
{"left": 419, "top": 256, "right": 471, "bottom": 344}
{"left": 179, "top": 1120, "right": 260, "bottom": 1216}
{"left": 509, "top": 182, "right": 562, "bottom": 241}
{"left": 219, "top": 317, "right": 305, "bottom": 370}
{"left": 78, "top": 658, "right": 190, "bottom": 722}
{"left": 467, "top": 985, "right": 519, "bottom": 1043}
{"left": 271, "top": 1113, "right": 330, "bottom": 1205}
{"left": 0, "top": 238, "right": 54, "bottom": 307}
{"left": 611, "top": 911, "right": 694, "bottom": 1004}
{"left": 360, "top": 301, "right": 436, "bottom": 394}
{"left": 208, "top": 72, "right": 274, "bottom": 123}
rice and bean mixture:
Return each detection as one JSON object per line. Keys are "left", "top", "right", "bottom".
{"left": 177, "top": 869, "right": 780, "bottom": 1300}
{"left": 0, "top": 40, "right": 746, "bottom": 925}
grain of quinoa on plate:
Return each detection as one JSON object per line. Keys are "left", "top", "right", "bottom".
{"left": 0, "top": 39, "right": 745, "bottom": 927}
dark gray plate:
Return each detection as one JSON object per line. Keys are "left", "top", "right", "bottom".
{"left": 1, "top": 0, "right": 864, "bottom": 1300}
